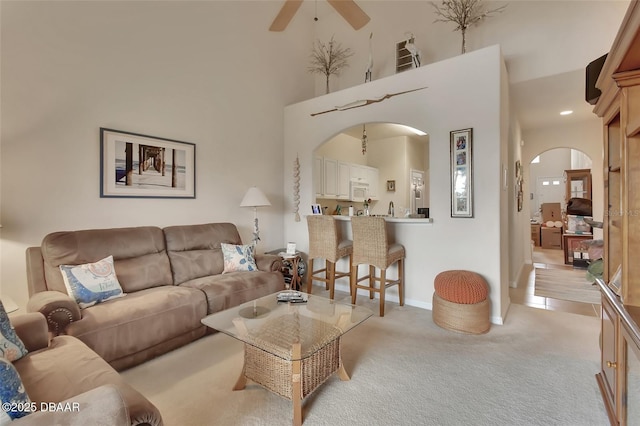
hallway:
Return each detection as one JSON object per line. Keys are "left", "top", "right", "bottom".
{"left": 510, "top": 246, "right": 600, "bottom": 317}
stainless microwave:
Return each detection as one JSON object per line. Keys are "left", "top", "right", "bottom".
{"left": 350, "top": 181, "right": 369, "bottom": 202}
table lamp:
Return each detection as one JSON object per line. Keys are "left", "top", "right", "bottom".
{"left": 240, "top": 186, "right": 271, "bottom": 245}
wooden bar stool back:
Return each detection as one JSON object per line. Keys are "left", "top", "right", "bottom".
{"left": 350, "top": 216, "right": 405, "bottom": 316}
{"left": 306, "top": 215, "right": 353, "bottom": 300}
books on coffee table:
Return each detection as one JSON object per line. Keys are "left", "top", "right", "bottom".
{"left": 276, "top": 291, "right": 307, "bottom": 303}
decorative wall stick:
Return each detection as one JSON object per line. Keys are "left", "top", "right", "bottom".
{"left": 310, "top": 86, "right": 427, "bottom": 117}
{"left": 293, "top": 154, "right": 301, "bottom": 222}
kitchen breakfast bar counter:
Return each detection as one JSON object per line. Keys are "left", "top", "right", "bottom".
{"left": 331, "top": 215, "right": 434, "bottom": 224}
{"left": 297, "top": 215, "right": 501, "bottom": 324}
{"left": 315, "top": 215, "right": 436, "bottom": 314}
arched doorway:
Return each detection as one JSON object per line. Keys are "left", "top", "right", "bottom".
{"left": 312, "top": 122, "right": 429, "bottom": 218}
{"left": 510, "top": 147, "right": 599, "bottom": 317}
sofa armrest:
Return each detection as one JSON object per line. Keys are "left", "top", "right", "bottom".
{"left": 11, "top": 313, "right": 49, "bottom": 352}
{"left": 26, "top": 291, "right": 81, "bottom": 336}
{"left": 12, "top": 385, "right": 130, "bottom": 426}
{"left": 26, "top": 246, "right": 47, "bottom": 296}
{"left": 255, "top": 253, "right": 283, "bottom": 272}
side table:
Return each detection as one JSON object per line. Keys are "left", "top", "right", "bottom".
{"left": 279, "top": 252, "right": 303, "bottom": 291}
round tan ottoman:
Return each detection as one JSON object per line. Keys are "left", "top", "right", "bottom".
{"left": 432, "top": 270, "right": 490, "bottom": 334}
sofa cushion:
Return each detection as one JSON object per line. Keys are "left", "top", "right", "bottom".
{"left": 59, "top": 255, "right": 125, "bottom": 308}
{"left": 13, "top": 335, "right": 162, "bottom": 426}
{"left": 164, "top": 223, "right": 243, "bottom": 284}
{"left": 0, "top": 301, "right": 28, "bottom": 362}
{"left": 221, "top": 243, "right": 258, "bottom": 273}
{"left": 180, "top": 270, "right": 284, "bottom": 314}
{"left": 41, "top": 226, "right": 173, "bottom": 294}
{"left": 0, "top": 357, "right": 32, "bottom": 423}
{"left": 64, "top": 286, "right": 207, "bottom": 365}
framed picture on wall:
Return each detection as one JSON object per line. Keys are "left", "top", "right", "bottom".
{"left": 450, "top": 128, "right": 473, "bottom": 218}
{"left": 100, "top": 128, "right": 196, "bottom": 198}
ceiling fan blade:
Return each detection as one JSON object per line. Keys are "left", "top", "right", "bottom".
{"left": 327, "top": 0, "right": 370, "bottom": 30}
{"left": 269, "top": 0, "right": 304, "bottom": 32}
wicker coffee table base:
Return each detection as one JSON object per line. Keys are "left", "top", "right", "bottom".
{"left": 233, "top": 338, "right": 349, "bottom": 426}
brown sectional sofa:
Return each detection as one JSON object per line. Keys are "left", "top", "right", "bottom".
{"left": 22, "top": 222, "right": 285, "bottom": 425}
{"left": 12, "top": 312, "right": 155, "bottom": 425}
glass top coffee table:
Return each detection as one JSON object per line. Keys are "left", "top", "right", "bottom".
{"left": 201, "top": 291, "right": 373, "bottom": 425}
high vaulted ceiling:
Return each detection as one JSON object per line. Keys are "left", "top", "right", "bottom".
{"left": 267, "top": 0, "right": 630, "bottom": 133}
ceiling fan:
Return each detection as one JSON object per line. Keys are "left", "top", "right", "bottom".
{"left": 269, "top": 0, "right": 370, "bottom": 32}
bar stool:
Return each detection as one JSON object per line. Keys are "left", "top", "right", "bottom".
{"left": 351, "top": 216, "right": 405, "bottom": 317}
{"left": 306, "top": 215, "right": 353, "bottom": 300}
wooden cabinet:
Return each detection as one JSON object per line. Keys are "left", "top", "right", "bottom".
{"left": 596, "top": 288, "right": 619, "bottom": 424}
{"left": 593, "top": 3, "right": 640, "bottom": 424}
{"left": 595, "top": 280, "right": 640, "bottom": 426}
{"left": 531, "top": 223, "right": 541, "bottom": 246}
{"left": 564, "top": 169, "right": 592, "bottom": 201}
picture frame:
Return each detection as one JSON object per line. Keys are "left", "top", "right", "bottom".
{"left": 311, "top": 204, "right": 322, "bottom": 215}
{"left": 387, "top": 180, "right": 396, "bottom": 192}
{"left": 450, "top": 128, "right": 473, "bottom": 218}
{"left": 515, "top": 160, "right": 524, "bottom": 212}
{"left": 100, "top": 128, "right": 196, "bottom": 198}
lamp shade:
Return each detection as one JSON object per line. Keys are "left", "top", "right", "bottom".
{"left": 240, "top": 187, "right": 271, "bottom": 208}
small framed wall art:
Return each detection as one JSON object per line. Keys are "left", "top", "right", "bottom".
{"left": 100, "top": 128, "right": 196, "bottom": 198}
{"left": 387, "top": 180, "right": 396, "bottom": 191}
{"left": 450, "top": 128, "right": 473, "bottom": 218}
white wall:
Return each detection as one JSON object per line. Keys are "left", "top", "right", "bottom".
{"left": 370, "top": 136, "right": 411, "bottom": 214}
{"left": 283, "top": 45, "right": 509, "bottom": 322}
{"left": 0, "top": 1, "right": 313, "bottom": 307}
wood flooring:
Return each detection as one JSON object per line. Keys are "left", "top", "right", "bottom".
{"left": 510, "top": 246, "right": 600, "bottom": 317}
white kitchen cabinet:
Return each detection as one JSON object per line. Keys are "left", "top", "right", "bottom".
{"left": 314, "top": 159, "right": 377, "bottom": 200}
{"left": 314, "top": 156, "right": 323, "bottom": 197}
{"left": 337, "top": 161, "right": 351, "bottom": 200}
{"left": 364, "top": 166, "right": 379, "bottom": 199}
{"left": 349, "top": 164, "right": 365, "bottom": 182}
{"left": 323, "top": 157, "right": 338, "bottom": 198}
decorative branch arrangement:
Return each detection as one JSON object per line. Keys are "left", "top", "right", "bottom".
{"left": 432, "top": 0, "right": 506, "bottom": 54}
{"left": 308, "top": 36, "right": 354, "bottom": 94}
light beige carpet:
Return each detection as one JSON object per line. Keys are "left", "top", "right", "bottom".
{"left": 121, "top": 295, "right": 607, "bottom": 426}
{"left": 534, "top": 267, "right": 600, "bottom": 305}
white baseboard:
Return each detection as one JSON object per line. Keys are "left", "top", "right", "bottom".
{"left": 330, "top": 282, "right": 504, "bottom": 324}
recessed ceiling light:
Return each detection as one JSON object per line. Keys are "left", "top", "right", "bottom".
{"left": 560, "top": 110, "right": 573, "bottom": 116}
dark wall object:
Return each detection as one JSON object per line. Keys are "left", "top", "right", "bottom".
{"left": 566, "top": 197, "right": 593, "bottom": 216}
{"left": 586, "top": 53, "right": 608, "bottom": 105}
